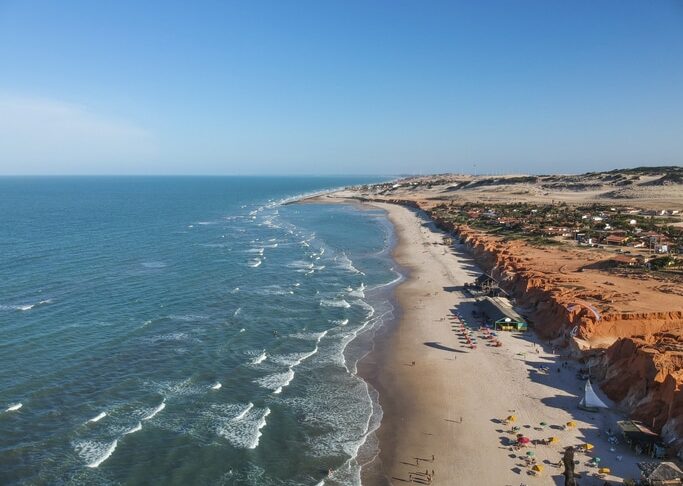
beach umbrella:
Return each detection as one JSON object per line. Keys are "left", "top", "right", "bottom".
{"left": 532, "top": 464, "right": 543, "bottom": 473}
{"left": 548, "top": 436, "right": 559, "bottom": 444}
{"left": 517, "top": 436, "right": 530, "bottom": 445}
{"left": 593, "top": 457, "right": 601, "bottom": 463}
{"left": 566, "top": 421, "right": 576, "bottom": 428}
{"left": 507, "top": 415, "right": 516, "bottom": 422}
{"left": 585, "top": 443, "right": 594, "bottom": 450}
{"left": 540, "top": 421, "right": 547, "bottom": 427}
{"left": 598, "top": 467, "right": 611, "bottom": 474}
{"left": 526, "top": 451, "right": 535, "bottom": 457}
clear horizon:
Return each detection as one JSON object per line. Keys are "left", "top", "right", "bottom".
{"left": 1, "top": 0, "right": 682, "bottom": 175}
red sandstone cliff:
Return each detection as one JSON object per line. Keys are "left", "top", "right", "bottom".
{"left": 428, "top": 209, "right": 683, "bottom": 452}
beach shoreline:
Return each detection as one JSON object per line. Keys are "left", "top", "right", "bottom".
{"left": 307, "top": 192, "right": 643, "bottom": 485}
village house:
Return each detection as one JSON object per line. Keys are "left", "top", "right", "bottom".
{"left": 605, "top": 234, "right": 629, "bottom": 246}
{"left": 609, "top": 254, "right": 644, "bottom": 267}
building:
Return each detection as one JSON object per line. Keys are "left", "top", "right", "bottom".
{"left": 605, "top": 234, "right": 629, "bottom": 246}
{"left": 618, "top": 420, "right": 661, "bottom": 456}
{"left": 608, "top": 255, "right": 643, "bottom": 267}
{"left": 476, "top": 297, "right": 528, "bottom": 331}
{"left": 638, "top": 461, "right": 683, "bottom": 485}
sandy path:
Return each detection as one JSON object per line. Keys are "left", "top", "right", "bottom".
{"left": 359, "top": 201, "right": 641, "bottom": 486}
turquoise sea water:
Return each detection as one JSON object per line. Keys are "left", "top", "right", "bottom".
{"left": 0, "top": 176, "right": 400, "bottom": 485}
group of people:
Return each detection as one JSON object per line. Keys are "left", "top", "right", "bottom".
{"left": 409, "top": 455, "right": 436, "bottom": 484}
{"left": 409, "top": 469, "right": 434, "bottom": 484}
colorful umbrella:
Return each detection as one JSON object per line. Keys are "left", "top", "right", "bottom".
{"left": 526, "top": 451, "right": 535, "bottom": 457}
{"left": 532, "top": 464, "right": 544, "bottom": 472}
{"left": 517, "top": 437, "right": 530, "bottom": 444}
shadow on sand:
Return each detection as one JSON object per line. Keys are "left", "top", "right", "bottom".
{"left": 424, "top": 341, "right": 465, "bottom": 353}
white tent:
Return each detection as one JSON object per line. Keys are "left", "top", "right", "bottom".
{"left": 578, "top": 380, "right": 609, "bottom": 412}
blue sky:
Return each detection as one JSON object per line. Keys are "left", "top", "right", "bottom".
{"left": 0, "top": 0, "right": 682, "bottom": 175}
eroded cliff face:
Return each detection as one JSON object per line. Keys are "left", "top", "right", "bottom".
{"left": 444, "top": 222, "right": 683, "bottom": 340}
{"left": 597, "top": 335, "right": 683, "bottom": 451}
{"left": 428, "top": 211, "right": 683, "bottom": 450}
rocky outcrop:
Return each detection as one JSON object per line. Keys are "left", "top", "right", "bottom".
{"left": 597, "top": 335, "right": 683, "bottom": 452}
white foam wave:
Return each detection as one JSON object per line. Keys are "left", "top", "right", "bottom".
{"left": 123, "top": 422, "right": 142, "bottom": 435}
{"left": 288, "top": 260, "right": 315, "bottom": 270}
{"left": 247, "top": 259, "right": 262, "bottom": 268}
{"left": 145, "top": 332, "right": 190, "bottom": 343}
{"left": 142, "top": 400, "right": 165, "bottom": 421}
{"left": 211, "top": 382, "right": 222, "bottom": 390}
{"left": 332, "top": 319, "right": 349, "bottom": 326}
{"left": 249, "top": 408, "right": 271, "bottom": 448}
{"left": 256, "top": 368, "right": 295, "bottom": 394}
{"left": 320, "top": 299, "right": 351, "bottom": 308}
{"left": 337, "top": 253, "right": 364, "bottom": 275}
{"left": 366, "top": 269, "right": 403, "bottom": 291}
{"left": 141, "top": 261, "right": 166, "bottom": 269}
{"left": 0, "top": 299, "right": 52, "bottom": 311}
{"left": 254, "top": 286, "right": 288, "bottom": 296}
{"left": 76, "top": 439, "right": 118, "bottom": 468}
{"left": 347, "top": 283, "right": 366, "bottom": 298}
{"left": 232, "top": 402, "right": 254, "bottom": 421}
{"left": 354, "top": 299, "right": 376, "bottom": 318}
{"left": 258, "top": 331, "right": 327, "bottom": 393}
{"left": 216, "top": 405, "right": 270, "bottom": 450}
{"left": 88, "top": 412, "right": 107, "bottom": 423}
{"left": 251, "top": 351, "right": 267, "bottom": 365}
{"left": 289, "top": 329, "right": 329, "bottom": 341}
{"left": 233, "top": 307, "right": 242, "bottom": 317}
{"left": 5, "top": 403, "right": 22, "bottom": 412}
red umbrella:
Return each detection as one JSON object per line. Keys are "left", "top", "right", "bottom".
{"left": 517, "top": 437, "right": 531, "bottom": 445}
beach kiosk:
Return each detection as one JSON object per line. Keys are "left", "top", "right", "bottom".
{"left": 477, "top": 297, "right": 528, "bottom": 331}
{"left": 618, "top": 420, "right": 662, "bottom": 456}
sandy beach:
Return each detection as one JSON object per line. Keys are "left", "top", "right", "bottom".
{"left": 317, "top": 196, "right": 645, "bottom": 485}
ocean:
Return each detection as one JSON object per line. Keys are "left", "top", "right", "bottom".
{"left": 0, "top": 176, "right": 400, "bottom": 485}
